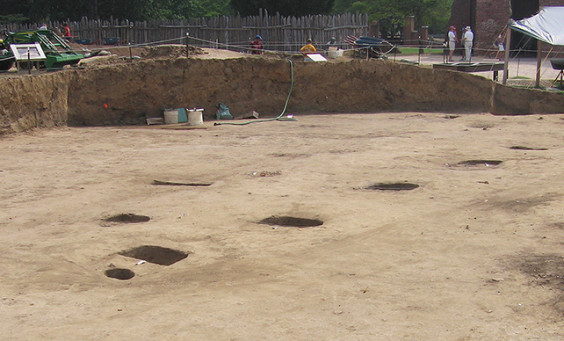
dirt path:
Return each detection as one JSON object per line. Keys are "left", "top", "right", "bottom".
{"left": 1, "top": 113, "right": 563, "bottom": 340}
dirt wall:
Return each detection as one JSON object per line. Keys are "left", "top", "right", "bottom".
{"left": 1, "top": 57, "right": 563, "bottom": 134}
{"left": 66, "top": 58, "right": 496, "bottom": 126}
{"left": 492, "top": 83, "right": 564, "bottom": 114}
{"left": 0, "top": 72, "right": 72, "bottom": 134}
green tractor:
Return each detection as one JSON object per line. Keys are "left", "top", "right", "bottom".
{"left": 0, "top": 38, "right": 14, "bottom": 71}
{"left": 0, "top": 29, "right": 83, "bottom": 70}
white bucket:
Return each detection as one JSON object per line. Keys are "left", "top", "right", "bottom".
{"left": 163, "top": 109, "right": 178, "bottom": 124}
{"left": 327, "top": 48, "right": 343, "bottom": 59}
{"left": 188, "top": 108, "right": 204, "bottom": 126}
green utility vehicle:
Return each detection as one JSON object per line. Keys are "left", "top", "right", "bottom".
{"left": 0, "top": 29, "right": 83, "bottom": 70}
{"left": 0, "top": 38, "right": 14, "bottom": 70}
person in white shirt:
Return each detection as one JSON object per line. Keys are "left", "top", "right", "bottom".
{"left": 462, "top": 26, "right": 474, "bottom": 61}
{"left": 495, "top": 34, "right": 505, "bottom": 61}
{"left": 447, "top": 26, "right": 458, "bottom": 62}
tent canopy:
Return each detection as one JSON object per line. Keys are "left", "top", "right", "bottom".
{"left": 509, "top": 6, "right": 564, "bottom": 46}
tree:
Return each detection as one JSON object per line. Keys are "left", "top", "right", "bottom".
{"left": 0, "top": 0, "right": 233, "bottom": 24}
{"left": 27, "top": 0, "right": 89, "bottom": 22}
{"left": 331, "top": 0, "right": 453, "bottom": 34}
{"left": 231, "top": 0, "right": 335, "bottom": 17}
{"left": 190, "top": 0, "right": 233, "bottom": 17}
{"left": 1, "top": 0, "right": 32, "bottom": 24}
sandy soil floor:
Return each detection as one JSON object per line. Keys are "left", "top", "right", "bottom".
{"left": 1, "top": 113, "right": 563, "bottom": 340}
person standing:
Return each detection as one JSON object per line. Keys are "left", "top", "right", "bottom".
{"left": 0, "top": 41, "right": 8, "bottom": 56}
{"left": 326, "top": 36, "right": 337, "bottom": 50}
{"left": 494, "top": 34, "right": 505, "bottom": 61}
{"left": 447, "top": 26, "right": 458, "bottom": 62}
{"left": 249, "top": 35, "right": 263, "bottom": 55}
{"left": 300, "top": 38, "right": 316, "bottom": 54}
{"left": 462, "top": 26, "right": 474, "bottom": 62}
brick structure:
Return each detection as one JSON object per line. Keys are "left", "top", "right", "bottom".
{"left": 449, "top": 0, "right": 564, "bottom": 57}
{"left": 402, "top": 16, "right": 430, "bottom": 46}
{"left": 403, "top": 16, "right": 419, "bottom": 46}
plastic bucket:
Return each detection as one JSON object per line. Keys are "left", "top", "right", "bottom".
{"left": 188, "top": 108, "right": 204, "bottom": 126}
{"left": 177, "top": 108, "right": 188, "bottom": 123}
{"left": 163, "top": 109, "right": 178, "bottom": 124}
{"left": 328, "top": 48, "right": 343, "bottom": 59}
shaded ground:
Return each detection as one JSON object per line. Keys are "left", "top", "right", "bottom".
{"left": 1, "top": 113, "right": 563, "bottom": 339}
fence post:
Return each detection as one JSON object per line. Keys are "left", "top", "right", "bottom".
{"left": 128, "top": 42, "right": 132, "bottom": 62}
{"left": 502, "top": 27, "right": 511, "bottom": 85}
{"left": 185, "top": 31, "right": 190, "bottom": 57}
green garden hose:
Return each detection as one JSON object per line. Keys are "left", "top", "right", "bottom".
{"left": 214, "top": 59, "right": 296, "bottom": 126}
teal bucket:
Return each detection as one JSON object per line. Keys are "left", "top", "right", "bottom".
{"left": 177, "top": 108, "right": 188, "bottom": 123}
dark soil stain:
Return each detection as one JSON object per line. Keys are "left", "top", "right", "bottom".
{"left": 270, "top": 153, "right": 311, "bottom": 159}
{"left": 510, "top": 146, "right": 548, "bottom": 151}
{"left": 484, "top": 194, "right": 559, "bottom": 213}
{"left": 119, "top": 245, "right": 189, "bottom": 266}
{"left": 105, "top": 268, "right": 135, "bottom": 280}
{"left": 365, "top": 182, "right": 419, "bottom": 191}
{"left": 517, "top": 254, "right": 564, "bottom": 289}
{"left": 153, "top": 180, "right": 213, "bottom": 186}
{"left": 103, "top": 213, "right": 150, "bottom": 224}
{"left": 259, "top": 216, "right": 323, "bottom": 228}
{"left": 457, "top": 160, "right": 502, "bottom": 167}
{"left": 512, "top": 253, "right": 564, "bottom": 314}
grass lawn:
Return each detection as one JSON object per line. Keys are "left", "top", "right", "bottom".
{"left": 397, "top": 47, "right": 444, "bottom": 55}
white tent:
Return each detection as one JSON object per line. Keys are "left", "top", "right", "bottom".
{"left": 509, "top": 6, "right": 564, "bottom": 46}
{"left": 504, "top": 6, "right": 564, "bottom": 86}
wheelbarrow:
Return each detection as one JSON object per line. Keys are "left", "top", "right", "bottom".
{"left": 344, "top": 35, "right": 395, "bottom": 59}
{"left": 104, "top": 37, "right": 120, "bottom": 45}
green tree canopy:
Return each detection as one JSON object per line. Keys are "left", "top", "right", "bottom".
{"left": 332, "top": 0, "right": 453, "bottom": 35}
{"left": 230, "top": 0, "right": 335, "bottom": 17}
{"left": 1, "top": 0, "right": 234, "bottom": 23}
{"left": 2, "top": 0, "right": 452, "bottom": 37}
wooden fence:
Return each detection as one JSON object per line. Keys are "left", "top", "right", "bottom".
{"left": 2, "top": 12, "right": 369, "bottom": 52}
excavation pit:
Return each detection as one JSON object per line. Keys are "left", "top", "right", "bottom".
{"left": 103, "top": 213, "right": 151, "bottom": 224}
{"left": 365, "top": 183, "right": 419, "bottom": 191}
{"left": 105, "top": 268, "right": 135, "bottom": 280}
{"left": 152, "top": 180, "right": 213, "bottom": 186}
{"left": 259, "top": 216, "right": 323, "bottom": 228}
{"left": 457, "top": 160, "right": 503, "bottom": 167}
{"left": 119, "top": 245, "right": 189, "bottom": 266}
{"left": 509, "top": 146, "right": 547, "bottom": 151}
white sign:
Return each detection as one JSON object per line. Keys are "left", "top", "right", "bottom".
{"left": 10, "top": 43, "right": 46, "bottom": 61}
{"left": 304, "top": 53, "right": 327, "bottom": 62}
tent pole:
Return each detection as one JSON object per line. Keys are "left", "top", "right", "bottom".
{"left": 502, "top": 26, "right": 511, "bottom": 85}
{"left": 535, "top": 40, "right": 542, "bottom": 88}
